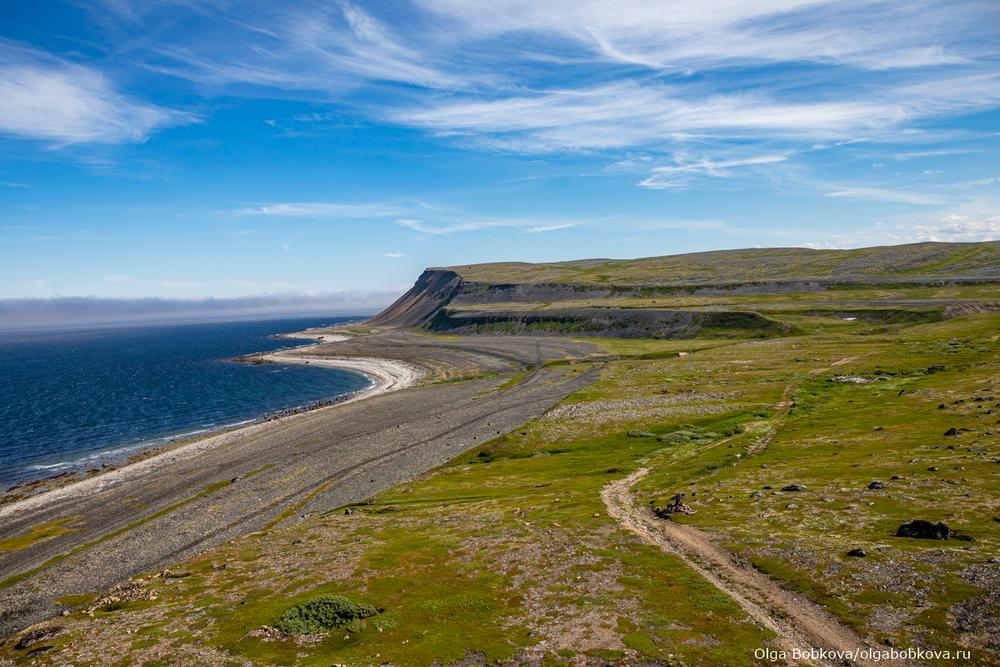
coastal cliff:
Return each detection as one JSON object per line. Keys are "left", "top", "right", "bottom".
{"left": 368, "top": 241, "right": 1000, "bottom": 338}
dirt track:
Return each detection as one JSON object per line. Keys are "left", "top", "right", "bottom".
{"left": 601, "top": 354, "right": 907, "bottom": 667}
{"left": 602, "top": 469, "right": 906, "bottom": 667}
{"left": 0, "top": 332, "right": 597, "bottom": 637}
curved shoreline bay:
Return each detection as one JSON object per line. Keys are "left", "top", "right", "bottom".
{"left": 0, "top": 316, "right": 373, "bottom": 490}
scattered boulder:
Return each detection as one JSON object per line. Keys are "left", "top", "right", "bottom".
{"left": 653, "top": 493, "right": 696, "bottom": 517}
{"left": 782, "top": 484, "right": 807, "bottom": 492}
{"left": 830, "top": 375, "right": 880, "bottom": 384}
{"left": 987, "top": 557, "right": 1000, "bottom": 564}
{"left": 16, "top": 626, "right": 64, "bottom": 650}
{"left": 896, "top": 520, "right": 950, "bottom": 540}
{"left": 868, "top": 480, "right": 888, "bottom": 490}
{"left": 84, "top": 579, "right": 158, "bottom": 615}
{"left": 245, "top": 625, "right": 283, "bottom": 642}
{"left": 944, "top": 427, "right": 960, "bottom": 436}
{"left": 846, "top": 548, "right": 868, "bottom": 557}
{"left": 750, "top": 491, "right": 764, "bottom": 499}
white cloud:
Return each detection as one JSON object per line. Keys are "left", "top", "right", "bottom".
{"left": 392, "top": 217, "right": 517, "bottom": 234}
{"left": 238, "top": 202, "right": 405, "bottom": 218}
{"left": 383, "top": 251, "right": 403, "bottom": 257}
{"left": 391, "top": 75, "right": 1000, "bottom": 152}
{"left": 927, "top": 214, "right": 1000, "bottom": 241}
{"left": 103, "top": 273, "right": 132, "bottom": 284}
{"left": 824, "top": 186, "right": 948, "bottom": 206}
{"left": 894, "top": 148, "right": 975, "bottom": 161}
{"left": 0, "top": 46, "right": 193, "bottom": 144}
{"left": 525, "top": 223, "right": 575, "bottom": 233}
{"left": 124, "top": 1, "right": 472, "bottom": 93}
{"left": 639, "top": 153, "right": 791, "bottom": 189}
{"left": 416, "top": 0, "right": 986, "bottom": 72}
{"left": 72, "top": 0, "right": 999, "bottom": 171}
{"left": 800, "top": 209, "right": 1000, "bottom": 248}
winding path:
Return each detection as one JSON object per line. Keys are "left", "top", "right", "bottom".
{"left": 602, "top": 353, "right": 907, "bottom": 667}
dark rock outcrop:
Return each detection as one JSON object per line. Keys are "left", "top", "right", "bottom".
{"left": 896, "top": 520, "right": 951, "bottom": 540}
{"left": 426, "top": 307, "right": 795, "bottom": 339}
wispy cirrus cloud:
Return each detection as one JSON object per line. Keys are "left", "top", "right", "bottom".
{"left": 824, "top": 186, "right": 949, "bottom": 206}
{"left": 415, "top": 0, "right": 988, "bottom": 72}
{"left": 639, "top": 153, "right": 792, "bottom": 190}
{"left": 0, "top": 44, "right": 194, "bottom": 144}
{"left": 238, "top": 202, "right": 407, "bottom": 218}
{"left": 392, "top": 72, "right": 1000, "bottom": 154}
{"left": 526, "top": 223, "right": 575, "bottom": 234}
{"left": 86, "top": 0, "right": 1000, "bottom": 155}
{"left": 235, "top": 199, "right": 726, "bottom": 237}
{"left": 102, "top": 1, "right": 472, "bottom": 94}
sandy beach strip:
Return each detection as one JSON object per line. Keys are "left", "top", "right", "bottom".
{"left": 0, "top": 345, "right": 424, "bottom": 520}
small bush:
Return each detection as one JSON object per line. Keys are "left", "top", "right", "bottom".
{"left": 657, "top": 429, "right": 699, "bottom": 444}
{"left": 276, "top": 595, "right": 380, "bottom": 635}
{"left": 627, "top": 429, "right": 656, "bottom": 438}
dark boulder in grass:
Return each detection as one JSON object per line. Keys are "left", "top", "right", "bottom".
{"left": 276, "top": 595, "right": 380, "bottom": 635}
{"left": 782, "top": 484, "right": 807, "bottom": 492}
{"left": 868, "top": 480, "right": 888, "bottom": 489}
{"left": 944, "top": 427, "right": 960, "bottom": 436}
{"left": 846, "top": 548, "right": 868, "bottom": 557}
{"left": 896, "top": 520, "right": 951, "bottom": 540}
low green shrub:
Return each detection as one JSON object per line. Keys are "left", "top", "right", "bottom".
{"left": 275, "top": 595, "right": 380, "bottom": 635}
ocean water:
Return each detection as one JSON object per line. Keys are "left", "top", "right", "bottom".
{"left": 0, "top": 316, "right": 372, "bottom": 489}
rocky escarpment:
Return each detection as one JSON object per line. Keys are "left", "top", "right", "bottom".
{"left": 367, "top": 253, "right": 1000, "bottom": 338}
{"left": 426, "top": 307, "right": 796, "bottom": 339}
{"left": 368, "top": 269, "right": 463, "bottom": 328}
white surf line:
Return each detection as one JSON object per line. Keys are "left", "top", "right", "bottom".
{"left": 259, "top": 351, "right": 425, "bottom": 403}
{"left": 0, "top": 351, "right": 423, "bottom": 520}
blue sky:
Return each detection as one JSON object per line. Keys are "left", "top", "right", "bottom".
{"left": 1, "top": 0, "right": 999, "bottom": 312}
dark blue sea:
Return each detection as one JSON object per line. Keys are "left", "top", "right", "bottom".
{"left": 0, "top": 316, "right": 372, "bottom": 489}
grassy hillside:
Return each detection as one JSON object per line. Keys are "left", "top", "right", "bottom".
{"left": 443, "top": 241, "right": 1000, "bottom": 285}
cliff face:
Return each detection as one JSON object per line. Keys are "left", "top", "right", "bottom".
{"left": 426, "top": 307, "right": 797, "bottom": 339}
{"left": 367, "top": 271, "right": 797, "bottom": 339}
{"left": 368, "top": 269, "right": 463, "bottom": 328}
